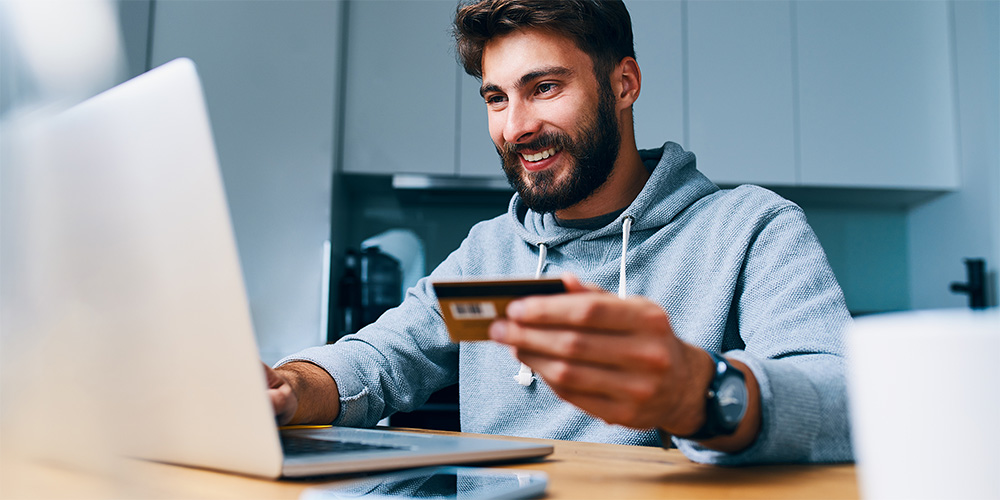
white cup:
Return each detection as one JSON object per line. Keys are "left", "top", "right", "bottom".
{"left": 848, "top": 308, "right": 1000, "bottom": 500}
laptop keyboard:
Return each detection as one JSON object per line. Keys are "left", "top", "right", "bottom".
{"left": 281, "top": 435, "right": 405, "bottom": 457}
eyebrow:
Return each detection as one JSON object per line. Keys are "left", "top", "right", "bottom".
{"left": 480, "top": 66, "right": 574, "bottom": 97}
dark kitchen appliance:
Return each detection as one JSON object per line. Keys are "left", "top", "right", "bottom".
{"left": 334, "top": 247, "right": 401, "bottom": 341}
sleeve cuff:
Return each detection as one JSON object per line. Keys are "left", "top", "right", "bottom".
{"left": 674, "top": 350, "right": 822, "bottom": 465}
{"left": 276, "top": 345, "right": 378, "bottom": 427}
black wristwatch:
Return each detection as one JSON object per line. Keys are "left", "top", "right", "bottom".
{"left": 677, "top": 350, "right": 748, "bottom": 441}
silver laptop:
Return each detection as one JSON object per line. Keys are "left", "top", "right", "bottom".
{"left": 28, "top": 58, "right": 551, "bottom": 479}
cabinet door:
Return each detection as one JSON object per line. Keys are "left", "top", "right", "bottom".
{"left": 342, "top": 0, "right": 458, "bottom": 175}
{"left": 150, "top": 1, "right": 342, "bottom": 361}
{"left": 687, "top": 0, "right": 796, "bottom": 186}
{"left": 626, "top": 0, "right": 684, "bottom": 153}
{"left": 796, "top": 1, "right": 958, "bottom": 189}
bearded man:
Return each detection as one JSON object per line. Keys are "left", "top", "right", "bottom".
{"left": 267, "top": 0, "right": 853, "bottom": 465}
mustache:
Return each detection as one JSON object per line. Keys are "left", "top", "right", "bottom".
{"left": 501, "top": 132, "right": 572, "bottom": 157}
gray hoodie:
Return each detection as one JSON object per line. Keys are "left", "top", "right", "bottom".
{"left": 279, "top": 142, "right": 853, "bottom": 465}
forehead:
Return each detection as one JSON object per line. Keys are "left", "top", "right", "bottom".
{"left": 481, "top": 28, "right": 594, "bottom": 87}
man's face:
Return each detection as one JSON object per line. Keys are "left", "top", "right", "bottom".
{"left": 480, "top": 29, "right": 621, "bottom": 214}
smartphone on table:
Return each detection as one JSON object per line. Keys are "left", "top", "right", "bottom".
{"left": 300, "top": 466, "right": 548, "bottom": 500}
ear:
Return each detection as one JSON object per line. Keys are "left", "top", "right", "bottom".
{"left": 612, "top": 57, "right": 641, "bottom": 111}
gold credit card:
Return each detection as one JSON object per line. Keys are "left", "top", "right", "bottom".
{"left": 433, "top": 278, "right": 566, "bottom": 342}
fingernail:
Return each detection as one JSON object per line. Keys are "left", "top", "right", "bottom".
{"left": 507, "top": 300, "right": 525, "bottom": 319}
{"left": 489, "top": 320, "right": 507, "bottom": 341}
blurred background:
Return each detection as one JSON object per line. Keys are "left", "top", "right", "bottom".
{"left": 2, "top": 0, "right": 998, "bottom": 432}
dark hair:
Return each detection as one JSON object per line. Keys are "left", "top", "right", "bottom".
{"left": 453, "top": 0, "right": 635, "bottom": 81}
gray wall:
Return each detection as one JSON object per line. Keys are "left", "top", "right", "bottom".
{"left": 118, "top": 1, "right": 345, "bottom": 363}
{"left": 115, "top": 0, "right": 151, "bottom": 81}
{"left": 907, "top": 0, "right": 999, "bottom": 309}
{"left": 806, "top": 207, "right": 909, "bottom": 315}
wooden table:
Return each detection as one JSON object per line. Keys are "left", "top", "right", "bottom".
{"left": 1, "top": 429, "right": 859, "bottom": 499}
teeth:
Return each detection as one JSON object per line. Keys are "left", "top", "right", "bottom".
{"left": 521, "top": 146, "right": 559, "bottom": 162}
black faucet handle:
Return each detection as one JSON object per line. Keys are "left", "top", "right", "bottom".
{"left": 950, "top": 258, "right": 987, "bottom": 309}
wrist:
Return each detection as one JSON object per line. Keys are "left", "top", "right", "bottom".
{"left": 663, "top": 345, "right": 716, "bottom": 436}
{"left": 677, "top": 351, "right": 748, "bottom": 440}
{"left": 663, "top": 353, "right": 761, "bottom": 453}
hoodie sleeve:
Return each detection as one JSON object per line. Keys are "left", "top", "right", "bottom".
{"left": 275, "top": 257, "right": 463, "bottom": 428}
{"left": 674, "top": 203, "right": 854, "bottom": 464}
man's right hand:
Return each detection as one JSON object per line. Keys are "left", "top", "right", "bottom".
{"left": 264, "top": 363, "right": 299, "bottom": 425}
{"left": 263, "top": 361, "right": 341, "bottom": 426}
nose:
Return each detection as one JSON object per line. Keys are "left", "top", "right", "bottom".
{"left": 502, "top": 99, "right": 540, "bottom": 145}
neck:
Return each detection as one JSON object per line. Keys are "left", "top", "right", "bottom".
{"left": 555, "top": 145, "right": 648, "bottom": 220}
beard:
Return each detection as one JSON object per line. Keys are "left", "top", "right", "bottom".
{"left": 498, "top": 79, "right": 621, "bottom": 214}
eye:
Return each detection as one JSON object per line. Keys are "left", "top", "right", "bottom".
{"left": 536, "top": 82, "right": 557, "bottom": 95}
{"left": 485, "top": 94, "right": 507, "bottom": 106}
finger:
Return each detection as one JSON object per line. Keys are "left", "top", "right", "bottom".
{"left": 515, "top": 350, "right": 618, "bottom": 397}
{"left": 517, "top": 350, "right": 662, "bottom": 404}
{"left": 507, "top": 293, "right": 663, "bottom": 332}
{"left": 546, "top": 387, "right": 655, "bottom": 429}
{"left": 514, "top": 352, "right": 657, "bottom": 428}
{"left": 263, "top": 362, "right": 283, "bottom": 389}
{"left": 492, "top": 320, "right": 655, "bottom": 369}
{"left": 270, "top": 383, "right": 296, "bottom": 425}
{"left": 263, "top": 363, "right": 297, "bottom": 423}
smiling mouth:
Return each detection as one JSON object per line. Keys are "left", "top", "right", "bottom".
{"left": 520, "top": 146, "right": 561, "bottom": 163}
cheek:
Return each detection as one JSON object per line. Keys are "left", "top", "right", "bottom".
{"left": 546, "top": 98, "right": 591, "bottom": 133}
{"left": 487, "top": 115, "right": 505, "bottom": 148}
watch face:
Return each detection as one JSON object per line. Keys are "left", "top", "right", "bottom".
{"left": 716, "top": 376, "right": 748, "bottom": 426}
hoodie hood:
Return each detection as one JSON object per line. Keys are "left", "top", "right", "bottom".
{"left": 508, "top": 142, "right": 719, "bottom": 247}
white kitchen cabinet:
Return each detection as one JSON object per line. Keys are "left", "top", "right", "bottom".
{"left": 795, "top": 0, "right": 959, "bottom": 189}
{"left": 687, "top": 0, "right": 797, "bottom": 186}
{"left": 634, "top": 0, "right": 957, "bottom": 191}
{"left": 342, "top": 0, "right": 458, "bottom": 175}
{"left": 339, "top": 0, "right": 497, "bottom": 178}
{"left": 342, "top": 0, "right": 959, "bottom": 195}
{"left": 149, "top": 1, "right": 342, "bottom": 362}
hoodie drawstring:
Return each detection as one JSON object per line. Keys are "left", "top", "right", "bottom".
{"left": 514, "top": 243, "right": 549, "bottom": 386}
{"left": 514, "top": 217, "right": 634, "bottom": 387}
{"left": 618, "top": 216, "right": 634, "bottom": 299}
{"left": 534, "top": 243, "right": 548, "bottom": 279}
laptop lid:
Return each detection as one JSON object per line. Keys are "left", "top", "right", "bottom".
{"left": 31, "top": 57, "right": 285, "bottom": 477}
{"left": 26, "top": 58, "right": 550, "bottom": 479}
